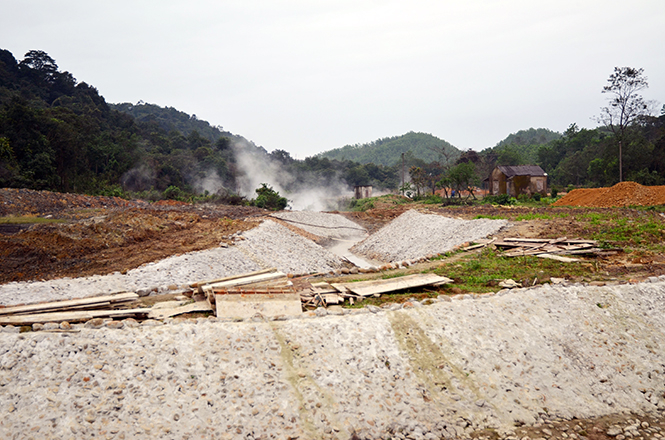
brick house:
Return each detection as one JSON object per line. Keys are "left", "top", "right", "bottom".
{"left": 488, "top": 165, "right": 547, "bottom": 197}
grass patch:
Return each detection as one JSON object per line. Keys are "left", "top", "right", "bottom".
{"left": 0, "top": 215, "right": 66, "bottom": 224}
{"left": 429, "top": 248, "right": 590, "bottom": 294}
{"left": 474, "top": 214, "right": 508, "bottom": 220}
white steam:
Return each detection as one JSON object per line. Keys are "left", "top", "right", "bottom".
{"left": 233, "top": 142, "right": 351, "bottom": 211}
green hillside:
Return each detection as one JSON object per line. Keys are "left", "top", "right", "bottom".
{"left": 317, "top": 132, "right": 460, "bottom": 166}
{"left": 111, "top": 102, "right": 232, "bottom": 143}
{"left": 481, "top": 128, "right": 563, "bottom": 166}
{"left": 495, "top": 128, "right": 562, "bottom": 148}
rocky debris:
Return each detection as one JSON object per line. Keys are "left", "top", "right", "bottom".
{"left": 553, "top": 181, "right": 665, "bottom": 208}
{"left": 2, "top": 279, "right": 665, "bottom": 438}
{"left": 352, "top": 209, "right": 508, "bottom": 263}
{"left": 270, "top": 210, "right": 367, "bottom": 240}
{"left": 0, "top": 220, "right": 345, "bottom": 307}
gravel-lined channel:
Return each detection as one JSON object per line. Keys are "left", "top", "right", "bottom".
{"left": 0, "top": 211, "right": 508, "bottom": 306}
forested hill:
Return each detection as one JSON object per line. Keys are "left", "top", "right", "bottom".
{"left": 496, "top": 128, "right": 562, "bottom": 148}
{"left": 0, "top": 48, "right": 403, "bottom": 199}
{"left": 480, "top": 128, "right": 563, "bottom": 165}
{"left": 111, "top": 102, "right": 234, "bottom": 143}
{"left": 0, "top": 48, "right": 264, "bottom": 195}
{"left": 317, "top": 132, "right": 461, "bottom": 166}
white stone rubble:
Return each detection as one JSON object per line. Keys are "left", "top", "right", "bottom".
{"left": 352, "top": 210, "right": 508, "bottom": 262}
{"left": 2, "top": 279, "right": 665, "bottom": 438}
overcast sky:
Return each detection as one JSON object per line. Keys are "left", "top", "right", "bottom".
{"left": 3, "top": 0, "right": 664, "bottom": 157}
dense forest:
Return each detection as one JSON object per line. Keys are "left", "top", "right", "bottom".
{"left": 317, "top": 132, "right": 460, "bottom": 166}
{"left": 0, "top": 49, "right": 400, "bottom": 202}
{"left": 1, "top": 48, "right": 664, "bottom": 203}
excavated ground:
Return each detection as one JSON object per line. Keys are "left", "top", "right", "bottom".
{"left": 2, "top": 188, "right": 665, "bottom": 285}
{"left": 3, "top": 189, "right": 665, "bottom": 439}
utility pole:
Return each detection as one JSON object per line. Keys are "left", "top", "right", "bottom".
{"left": 401, "top": 152, "right": 405, "bottom": 195}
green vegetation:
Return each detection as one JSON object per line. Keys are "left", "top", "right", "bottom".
{"left": 0, "top": 215, "right": 65, "bottom": 224}
{"left": 574, "top": 211, "right": 665, "bottom": 250}
{"left": 317, "top": 132, "right": 460, "bottom": 167}
{"left": 430, "top": 248, "right": 589, "bottom": 294}
{"left": 0, "top": 48, "right": 400, "bottom": 200}
{"left": 251, "top": 184, "right": 288, "bottom": 211}
{"left": 2, "top": 52, "right": 664, "bottom": 204}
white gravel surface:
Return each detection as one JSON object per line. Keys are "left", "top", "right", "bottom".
{"left": 0, "top": 220, "right": 345, "bottom": 306}
{"left": 352, "top": 210, "right": 509, "bottom": 262}
{"left": 2, "top": 277, "right": 665, "bottom": 439}
{"left": 270, "top": 211, "right": 367, "bottom": 240}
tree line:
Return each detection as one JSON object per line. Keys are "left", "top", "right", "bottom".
{"left": 0, "top": 49, "right": 399, "bottom": 200}
{"left": 1, "top": 49, "right": 663, "bottom": 203}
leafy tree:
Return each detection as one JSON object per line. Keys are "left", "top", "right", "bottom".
{"left": 409, "top": 166, "right": 427, "bottom": 197}
{"left": 253, "top": 183, "right": 287, "bottom": 210}
{"left": 445, "top": 162, "right": 480, "bottom": 199}
{"left": 598, "top": 67, "right": 651, "bottom": 182}
{"left": 19, "top": 50, "right": 58, "bottom": 79}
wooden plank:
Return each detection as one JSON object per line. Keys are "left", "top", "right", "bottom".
{"left": 0, "top": 292, "right": 138, "bottom": 316}
{"left": 535, "top": 254, "right": 581, "bottom": 263}
{"left": 503, "top": 238, "right": 552, "bottom": 243}
{"left": 0, "top": 308, "right": 152, "bottom": 325}
{"left": 208, "top": 272, "right": 287, "bottom": 289}
{"left": 340, "top": 274, "right": 449, "bottom": 297}
{"left": 322, "top": 294, "right": 342, "bottom": 305}
{"left": 148, "top": 301, "right": 213, "bottom": 319}
{"left": 330, "top": 283, "right": 350, "bottom": 295}
{"left": 191, "top": 268, "right": 278, "bottom": 289}
{"left": 462, "top": 238, "right": 496, "bottom": 251}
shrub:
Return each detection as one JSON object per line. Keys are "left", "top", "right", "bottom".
{"left": 252, "top": 183, "right": 288, "bottom": 211}
{"left": 532, "top": 193, "right": 541, "bottom": 202}
{"left": 163, "top": 185, "right": 184, "bottom": 200}
{"left": 483, "top": 194, "right": 513, "bottom": 205}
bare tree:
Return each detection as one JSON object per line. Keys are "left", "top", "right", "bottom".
{"left": 598, "top": 67, "right": 651, "bottom": 182}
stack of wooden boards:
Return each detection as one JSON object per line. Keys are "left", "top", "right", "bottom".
{"left": 0, "top": 292, "right": 150, "bottom": 326}
{"left": 0, "top": 269, "right": 457, "bottom": 325}
{"left": 191, "top": 268, "right": 301, "bottom": 319}
{"left": 299, "top": 273, "right": 453, "bottom": 307}
{"left": 494, "top": 237, "right": 618, "bottom": 262}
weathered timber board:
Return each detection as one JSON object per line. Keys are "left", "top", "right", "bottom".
{"left": 338, "top": 274, "right": 448, "bottom": 297}
{"left": 0, "top": 292, "right": 138, "bottom": 316}
{"left": 215, "top": 293, "right": 302, "bottom": 319}
{"left": 148, "top": 301, "right": 213, "bottom": 319}
{"left": 192, "top": 268, "right": 278, "bottom": 289}
{"left": 208, "top": 272, "right": 287, "bottom": 289}
{"left": 535, "top": 254, "right": 581, "bottom": 263}
{"left": 0, "top": 307, "right": 152, "bottom": 325}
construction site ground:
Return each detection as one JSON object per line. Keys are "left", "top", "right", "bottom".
{"left": 3, "top": 187, "right": 665, "bottom": 440}
{"left": 3, "top": 188, "right": 665, "bottom": 287}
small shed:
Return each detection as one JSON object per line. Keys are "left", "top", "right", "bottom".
{"left": 488, "top": 165, "right": 547, "bottom": 197}
{"left": 354, "top": 185, "right": 372, "bottom": 199}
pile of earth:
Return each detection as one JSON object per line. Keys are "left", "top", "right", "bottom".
{"left": 0, "top": 188, "right": 144, "bottom": 216}
{"left": 553, "top": 181, "right": 665, "bottom": 207}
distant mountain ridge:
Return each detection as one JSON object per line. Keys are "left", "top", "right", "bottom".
{"left": 317, "top": 132, "right": 460, "bottom": 166}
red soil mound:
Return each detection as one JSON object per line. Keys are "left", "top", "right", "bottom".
{"left": 553, "top": 181, "right": 665, "bottom": 207}
{"left": 153, "top": 199, "right": 191, "bottom": 206}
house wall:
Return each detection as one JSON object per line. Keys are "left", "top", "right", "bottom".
{"left": 489, "top": 168, "right": 547, "bottom": 197}
{"left": 354, "top": 186, "right": 373, "bottom": 199}
{"left": 489, "top": 168, "right": 507, "bottom": 195}
{"left": 529, "top": 176, "right": 547, "bottom": 195}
